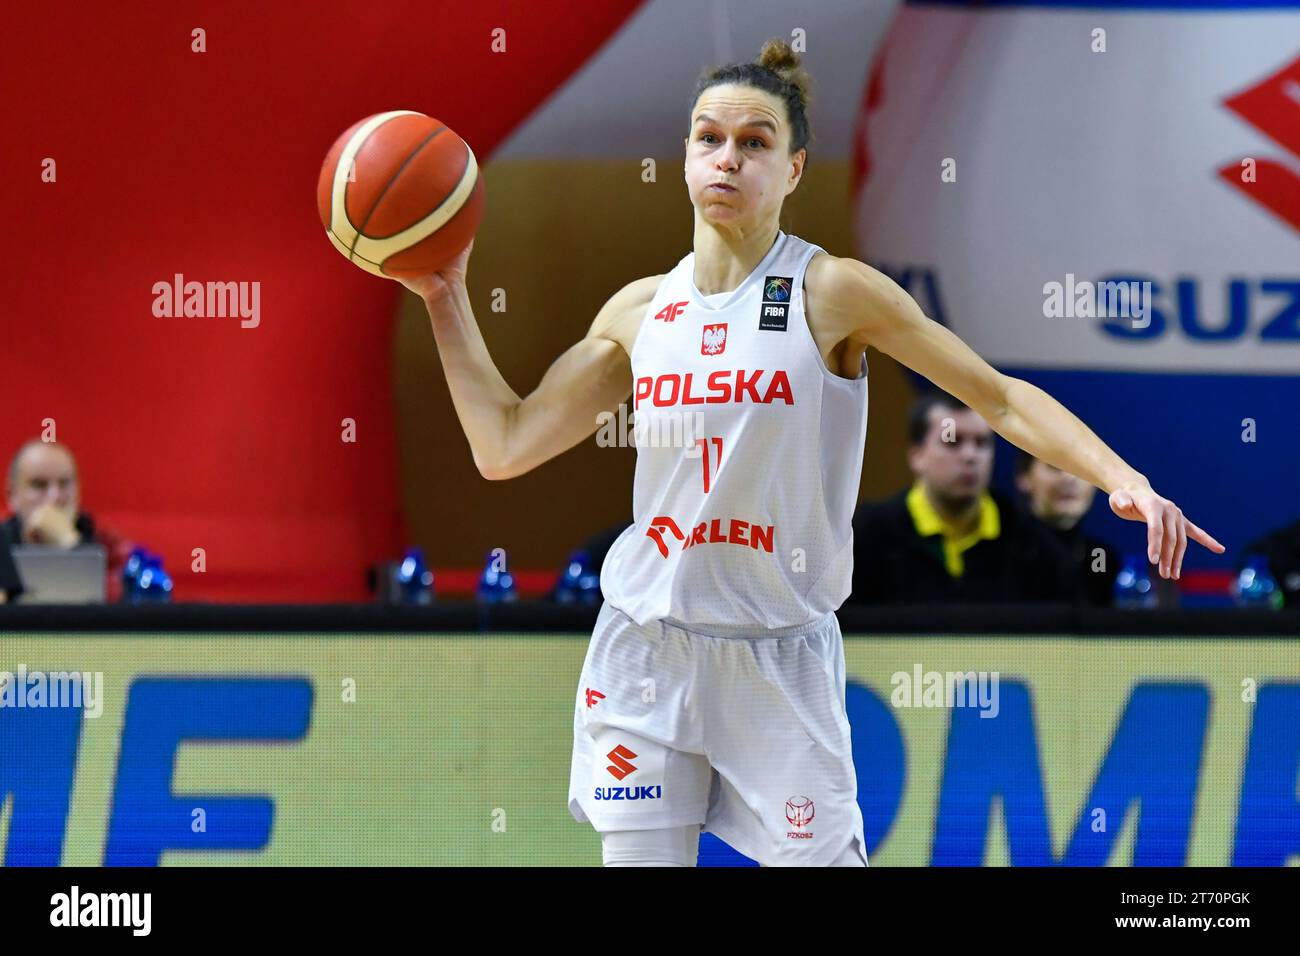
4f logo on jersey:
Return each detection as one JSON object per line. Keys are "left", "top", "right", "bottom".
{"left": 655, "top": 300, "right": 688, "bottom": 322}
{"left": 702, "top": 322, "right": 727, "bottom": 355}
{"left": 760, "top": 275, "right": 792, "bottom": 331}
{"left": 585, "top": 688, "right": 605, "bottom": 708}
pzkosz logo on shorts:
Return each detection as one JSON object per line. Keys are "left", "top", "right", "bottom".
{"left": 785, "top": 795, "right": 815, "bottom": 839}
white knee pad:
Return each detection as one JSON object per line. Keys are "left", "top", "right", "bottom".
{"left": 602, "top": 824, "right": 701, "bottom": 867}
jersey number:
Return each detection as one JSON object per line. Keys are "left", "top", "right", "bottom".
{"left": 695, "top": 436, "right": 723, "bottom": 493}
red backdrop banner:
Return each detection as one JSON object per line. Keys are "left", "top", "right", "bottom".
{"left": 1, "top": 0, "right": 643, "bottom": 600}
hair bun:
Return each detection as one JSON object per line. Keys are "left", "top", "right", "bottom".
{"left": 757, "top": 38, "right": 799, "bottom": 74}
{"left": 756, "top": 38, "right": 811, "bottom": 105}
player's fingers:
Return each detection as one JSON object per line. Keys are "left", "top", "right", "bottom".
{"left": 1160, "top": 504, "right": 1178, "bottom": 578}
{"left": 1186, "top": 518, "right": 1226, "bottom": 554}
{"left": 1145, "top": 497, "right": 1164, "bottom": 566}
{"left": 1173, "top": 508, "right": 1188, "bottom": 579}
{"left": 454, "top": 237, "right": 475, "bottom": 267}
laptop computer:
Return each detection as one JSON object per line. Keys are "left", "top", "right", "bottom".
{"left": 10, "top": 545, "right": 107, "bottom": 604}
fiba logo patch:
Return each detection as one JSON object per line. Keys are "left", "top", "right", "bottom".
{"left": 764, "top": 277, "right": 791, "bottom": 301}
{"left": 702, "top": 322, "right": 727, "bottom": 355}
{"left": 759, "top": 275, "right": 792, "bottom": 331}
{"left": 785, "top": 795, "right": 815, "bottom": 839}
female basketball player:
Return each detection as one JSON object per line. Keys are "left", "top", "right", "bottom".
{"left": 399, "top": 39, "right": 1224, "bottom": 867}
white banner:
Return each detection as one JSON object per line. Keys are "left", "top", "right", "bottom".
{"left": 853, "top": 3, "right": 1300, "bottom": 375}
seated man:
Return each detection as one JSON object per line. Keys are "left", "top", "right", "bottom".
{"left": 3, "top": 439, "right": 134, "bottom": 602}
{"left": 849, "top": 391, "right": 1080, "bottom": 605}
{"left": 1015, "top": 450, "right": 1119, "bottom": 606}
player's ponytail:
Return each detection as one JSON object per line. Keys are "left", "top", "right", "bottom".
{"left": 690, "top": 37, "right": 814, "bottom": 158}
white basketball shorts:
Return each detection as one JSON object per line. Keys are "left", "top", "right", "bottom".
{"left": 567, "top": 600, "right": 869, "bottom": 866}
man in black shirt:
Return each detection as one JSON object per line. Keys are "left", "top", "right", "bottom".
{"left": 1014, "top": 450, "right": 1119, "bottom": 606}
{"left": 849, "top": 391, "right": 1079, "bottom": 605}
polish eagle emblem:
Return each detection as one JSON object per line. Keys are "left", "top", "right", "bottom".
{"left": 701, "top": 322, "right": 727, "bottom": 356}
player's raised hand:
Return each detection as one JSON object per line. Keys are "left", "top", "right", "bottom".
{"left": 396, "top": 238, "right": 474, "bottom": 303}
{"left": 1108, "top": 483, "right": 1224, "bottom": 580}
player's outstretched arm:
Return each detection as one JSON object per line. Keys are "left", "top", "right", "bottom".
{"left": 810, "top": 255, "right": 1225, "bottom": 580}
{"left": 400, "top": 245, "right": 654, "bottom": 480}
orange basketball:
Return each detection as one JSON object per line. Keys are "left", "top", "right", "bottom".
{"left": 317, "top": 111, "right": 485, "bottom": 279}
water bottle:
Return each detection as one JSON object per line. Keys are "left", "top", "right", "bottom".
{"left": 553, "top": 549, "right": 601, "bottom": 606}
{"left": 1232, "top": 554, "right": 1282, "bottom": 610}
{"left": 1113, "top": 553, "right": 1156, "bottom": 609}
{"left": 132, "top": 553, "right": 173, "bottom": 604}
{"left": 121, "top": 546, "right": 149, "bottom": 603}
{"left": 394, "top": 547, "right": 434, "bottom": 605}
{"left": 477, "top": 548, "right": 518, "bottom": 604}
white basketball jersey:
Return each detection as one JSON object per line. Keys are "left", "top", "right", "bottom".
{"left": 599, "top": 230, "right": 869, "bottom": 630}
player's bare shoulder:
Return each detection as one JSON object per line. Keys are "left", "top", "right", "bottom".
{"left": 800, "top": 252, "right": 875, "bottom": 366}
{"left": 804, "top": 253, "right": 872, "bottom": 322}
{"left": 589, "top": 273, "right": 665, "bottom": 360}
{"left": 804, "top": 253, "right": 894, "bottom": 351}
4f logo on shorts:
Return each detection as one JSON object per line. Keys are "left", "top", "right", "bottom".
{"left": 785, "top": 795, "right": 815, "bottom": 839}
{"left": 759, "top": 276, "right": 791, "bottom": 332}
{"left": 702, "top": 322, "right": 727, "bottom": 355}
